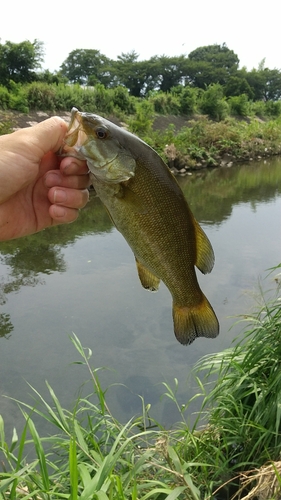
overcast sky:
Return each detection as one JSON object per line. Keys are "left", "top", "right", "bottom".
{"left": 1, "top": 0, "right": 279, "bottom": 73}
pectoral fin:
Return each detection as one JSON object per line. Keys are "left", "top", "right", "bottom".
{"left": 194, "top": 219, "right": 215, "bottom": 274}
{"left": 135, "top": 258, "right": 160, "bottom": 292}
{"left": 117, "top": 184, "right": 148, "bottom": 214}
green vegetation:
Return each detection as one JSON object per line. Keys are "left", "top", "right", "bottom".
{"left": 1, "top": 39, "right": 281, "bottom": 167}
{"left": 1, "top": 40, "right": 281, "bottom": 100}
{"left": 1, "top": 270, "right": 281, "bottom": 499}
{"left": 2, "top": 82, "right": 281, "bottom": 168}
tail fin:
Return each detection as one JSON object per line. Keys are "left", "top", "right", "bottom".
{"left": 172, "top": 295, "right": 219, "bottom": 345}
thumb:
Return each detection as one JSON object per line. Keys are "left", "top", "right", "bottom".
{"left": 0, "top": 117, "right": 68, "bottom": 203}
{"left": 21, "top": 116, "right": 68, "bottom": 158}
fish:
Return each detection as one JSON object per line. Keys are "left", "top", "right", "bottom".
{"left": 61, "top": 107, "right": 219, "bottom": 345}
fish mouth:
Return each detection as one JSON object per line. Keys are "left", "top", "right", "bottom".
{"left": 59, "top": 108, "right": 116, "bottom": 168}
{"left": 58, "top": 108, "right": 88, "bottom": 160}
{"left": 59, "top": 107, "right": 136, "bottom": 183}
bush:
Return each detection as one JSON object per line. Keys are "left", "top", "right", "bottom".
{"left": 199, "top": 83, "right": 229, "bottom": 121}
{"left": 228, "top": 94, "right": 250, "bottom": 117}
{"left": 251, "top": 100, "right": 267, "bottom": 118}
{"left": 92, "top": 84, "right": 114, "bottom": 114}
{"left": 7, "top": 81, "right": 29, "bottom": 112}
{"left": 171, "top": 86, "right": 199, "bottom": 115}
{"left": 53, "top": 83, "right": 84, "bottom": 111}
{"left": 149, "top": 90, "right": 181, "bottom": 115}
{"left": 0, "top": 85, "right": 11, "bottom": 110}
{"left": 128, "top": 99, "right": 154, "bottom": 135}
{"left": 112, "top": 86, "right": 135, "bottom": 114}
{"left": 265, "top": 100, "right": 281, "bottom": 117}
{"left": 25, "top": 81, "right": 56, "bottom": 110}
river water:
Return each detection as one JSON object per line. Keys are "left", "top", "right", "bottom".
{"left": 0, "top": 157, "right": 281, "bottom": 440}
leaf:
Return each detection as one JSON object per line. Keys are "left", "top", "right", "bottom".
{"left": 69, "top": 434, "right": 78, "bottom": 500}
{"left": 26, "top": 414, "right": 50, "bottom": 491}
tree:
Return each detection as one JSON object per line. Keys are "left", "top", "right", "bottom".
{"left": 113, "top": 51, "right": 148, "bottom": 96}
{"left": 153, "top": 55, "right": 187, "bottom": 92}
{"left": 184, "top": 44, "right": 239, "bottom": 89}
{"left": 184, "top": 59, "right": 230, "bottom": 88}
{"left": 60, "top": 49, "right": 111, "bottom": 86}
{"left": 188, "top": 43, "right": 239, "bottom": 71}
{"left": 245, "top": 67, "right": 281, "bottom": 101}
{"left": 261, "top": 68, "right": 281, "bottom": 101}
{"left": 0, "top": 39, "right": 44, "bottom": 86}
{"left": 224, "top": 74, "right": 254, "bottom": 99}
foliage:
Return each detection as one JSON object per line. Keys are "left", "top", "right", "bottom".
{"left": 188, "top": 43, "right": 239, "bottom": 70}
{"left": 0, "top": 119, "right": 13, "bottom": 136}
{"left": 198, "top": 83, "right": 229, "bottom": 120}
{"left": 0, "top": 39, "right": 43, "bottom": 86}
{"left": 60, "top": 49, "right": 112, "bottom": 86}
{"left": 5, "top": 81, "right": 29, "bottom": 113}
{"left": 227, "top": 93, "right": 250, "bottom": 117}
{"left": 0, "top": 86, "right": 11, "bottom": 110}
{"left": 92, "top": 84, "right": 114, "bottom": 114}
{"left": 1, "top": 39, "right": 281, "bottom": 102}
{"left": 224, "top": 74, "right": 254, "bottom": 99}
{"left": 128, "top": 99, "right": 154, "bottom": 135}
{"left": 186, "top": 43, "right": 239, "bottom": 88}
{"left": 25, "top": 82, "right": 57, "bottom": 110}
{"left": 171, "top": 86, "right": 200, "bottom": 115}
{"left": 0, "top": 334, "right": 202, "bottom": 500}
{"left": 111, "top": 85, "right": 135, "bottom": 114}
{"left": 149, "top": 90, "right": 181, "bottom": 115}
{"left": 113, "top": 51, "right": 149, "bottom": 97}
{"left": 191, "top": 271, "right": 281, "bottom": 478}
{"left": 1, "top": 274, "right": 281, "bottom": 499}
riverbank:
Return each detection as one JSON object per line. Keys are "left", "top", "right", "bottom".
{"left": 1, "top": 272, "right": 281, "bottom": 499}
{"left": 1, "top": 109, "right": 281, "bottom": 174}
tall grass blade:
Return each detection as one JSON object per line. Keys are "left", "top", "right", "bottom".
{"left": 24, "top": 412, "right": 50, "bottom": 491}
{"left": 69, "top": 434, "right": 78, "bottom": 500}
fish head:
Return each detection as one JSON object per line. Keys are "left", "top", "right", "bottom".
{"left": 61, "top": 108, "right": 136, "bottom": 183}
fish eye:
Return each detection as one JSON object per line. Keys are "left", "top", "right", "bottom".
{"left": 95, "top": 127, "right": 107, "bottom": 139}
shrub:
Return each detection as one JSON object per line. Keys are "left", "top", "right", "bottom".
{"left": 25, "top": 81, "right": 56, "bottom": 110}
{"left": 53, "top": 83, "right": 84, "bottom": 111}
{"left": 171, "top": 86, "right": 199, "bottom": 115}
{"left": 149, "top": 91, "right": 181, "bottom": 115}
{"left": 265, "top": 100, "right": 281, "bottom": 117}
{"left": 7, "top": 81, "right": 29, "bottom": 113}
{"left": 112, "top": 86, "right": 135, "bottom": 114}
{"left": 228, "top": 94, "right": 250, "bottom": 117}
{"left": 199, "top": 83, "right": 229, "bottom": 121}
{"left": 92, "top": 84, "right": 114, "bottom": 114}
{"left": 0, "top": 85, "right": 11, "bottom": 110}
{"left": 128, "top": 99, "right": 154, "bottom": 135}
{"left": 251, "top": 100, "right": 267, "bottom": 118}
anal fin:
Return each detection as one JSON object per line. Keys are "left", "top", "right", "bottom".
{"left": 135, "top": 258, "right": 160, "bottom": 292}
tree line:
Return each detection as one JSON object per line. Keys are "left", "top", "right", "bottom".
{"left": 0, "top": 39, "right": 281, "bottom": 102}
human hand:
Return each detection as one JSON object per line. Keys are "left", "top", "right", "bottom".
{"left": 0, "top": 116, "right": 90, "bottom": 241}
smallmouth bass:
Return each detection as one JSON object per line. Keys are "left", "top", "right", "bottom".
{"left": 62, "top": 108, "right": 219, "bottom": 345}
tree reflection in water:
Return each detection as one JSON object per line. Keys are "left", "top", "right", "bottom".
{"left": 0, "top": 194, "right": 113, "bottom": 338}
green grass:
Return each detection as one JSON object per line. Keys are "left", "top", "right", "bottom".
{"left": 1, "top": 268, "right": 281, "bottom": 499}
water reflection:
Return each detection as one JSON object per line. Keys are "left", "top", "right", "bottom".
{"left": 179, "top": 158, "right": 281, "bottom": 224}
{"left": 0, "top": 157, "right": 281, "bottom": 438}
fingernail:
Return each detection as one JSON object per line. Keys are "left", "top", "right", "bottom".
{"left": 54, "top": 189, "right": 67, "bottom": 203}
{"left": 45, "top": 172, "right": 62, "bottom": 187}
{"left": 61, "top": 159, "right": 79, "bottom": 175}
{"left": 53, "top": 205, "right": 67, "bottom": 218}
